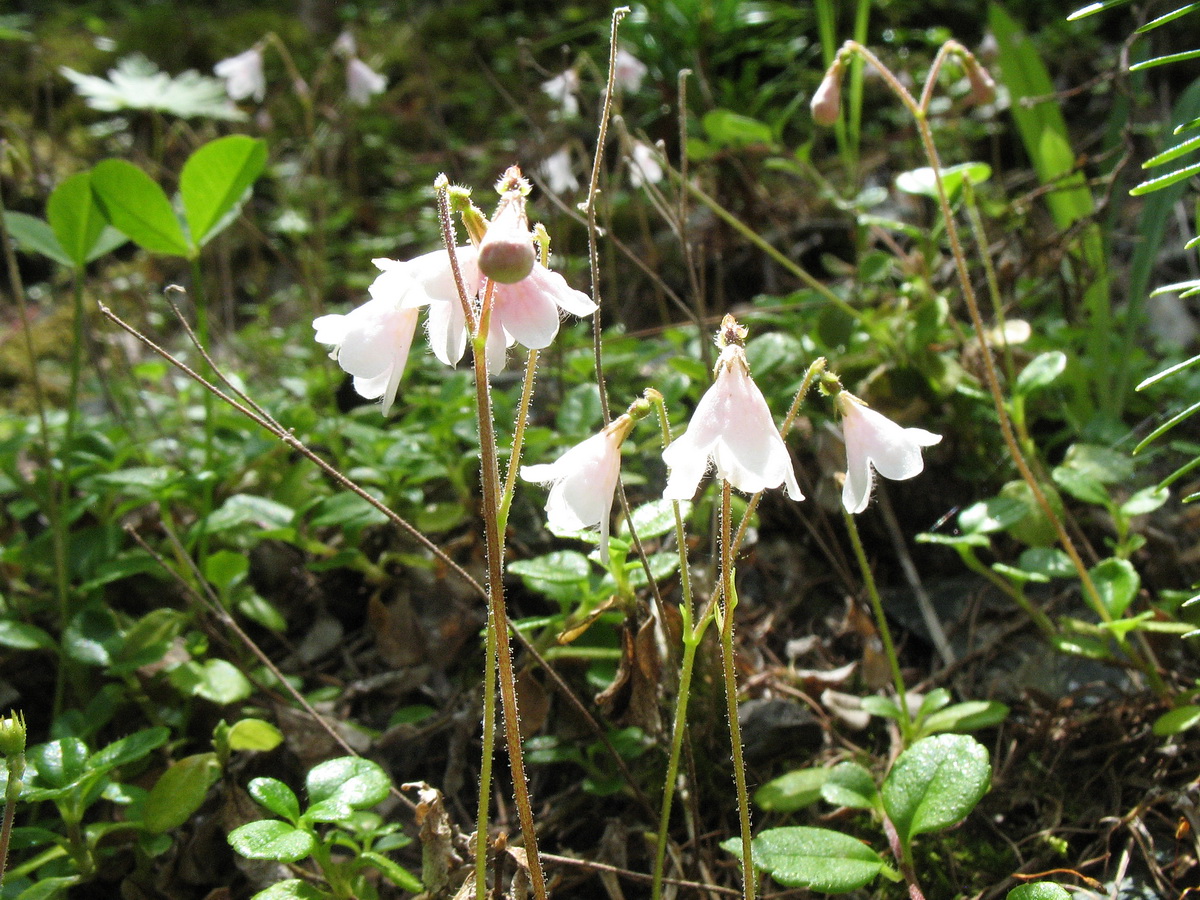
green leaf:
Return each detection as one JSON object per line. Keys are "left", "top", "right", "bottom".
{"left": 307, "top": 492, "right": 387, "bottom": 529}
{"left": 62, "top": 603, "right": 123, "bottom": 666}
{"left": 0, "top": 620, "right": 56, "bottom": 650}
{"left": 1067, "top": 0, "right": 1132, "bottom": 20}
{"left": 1014, "top": 352, "right": 1067, "bottom": 396}
{"left": 1089, "top": 557, "right": 1140, "bottom": 618}
{"left": 1142, "top": 132, "right": 1200, "bottom": 169}
{"left": 1152, "top": 705, "right": 1200, "bottom": 736}
{"left": 143, "top": 753, "right": 221, "bottom": 832}
{"left": 745, "top": 332, "right": 805, "bottom": 377}
{"left": 882, "top": 734, "right": 991, "bottom": 847}
{"left": 251, "top": 880, "right": 329, "bottom": 900}
{"left": 860, "top": 695, "right": 902, "bottom": 720}
{"left": 703, "top": 109, "right": 775, "bottom": 148}
{"left": 1120, "top": 485, "right": 1169, "bottom": 517}
{"left": 249, "top": 777, "right": 301, "bottom": 822}
{"left": 754, "top": 768, "right": 829, "bottom": 813}
{"left": 894, "top": 162, "right": 991, "bottom": 200}
{"left": 1136, "top": 3, "right": 1200, "bottom": 34}
{"left": 3, "top": 210, "right": 72, "bottom": 266}
{"left": 226, "top": 718, "right": 284, "bottom": 752}
{"left": 228, "top": 820, "right": 315, "bottom": 862}
{"left": 957, "top": 496, "right": 1029, "bottom": 534}
{"left": 821, "top": 761, "right": 879, "bottom": 810}
{"left": 180, "top": 135, "right": 267, "bottom": 247}
{"left": 91, "top": 158, "right": 191, "bottom": 257}
{"left": 1016, "top": 548, "right": 1074, "bottom": 579}
{"left": 556, "top": 383, "right": 604, "bottom": 434}
{"left": 207, "top": 493, "right": 295, "bottom": 532}
{"left": 306, "top": 757, "right": 391, "bottom": 809}
{"left": 1130, "top": 158, "right": 1200, "bottom": 194}
{"left": 508, "top": 551, "right": 592, "bottom": 585}
{"left": 90, "top": 727, "right": 170, "bottom": 772}
{"left": 1063, "top": 443, "right": 1135, "bottom": 484}
{"left": 29, "top": 738, "right": 91, "bottom": 788}
{"left": 917, "top": 689, "right": 952, "bottom": 718}
{"left": 1007, "top": 884, "right": 1072, "bottom": 900}
{"left": 170, "top": 659, "right": 254, "bottom": 705}
{"left": 619, "top": 499, "right": 691, "bottom": 541}
{"left": 360, "top": 850, "right": 424, "bottom": 892}
{"left": 725, "top": 826, "right": 886, "bottom": 892}
{"left": 47, "top": 171, "right": 107, "bottom": 267}
{"left": 919, "top": 701, "right": 1010, "bottom": 735}
{"left": 1130, "top": 48, "right": 1200, "bottom": 72}
{"left": 1052, "top": 466, "right": 1109, "bottom": 505}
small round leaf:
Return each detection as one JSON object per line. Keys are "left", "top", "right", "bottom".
{"left": 228, "top": 820, "right": 315, "bottom": 862}
{"left": 883, "top": 734, "right": 991, "bottom": 846}
{"left": 306, "top": 757, "right": 391, "bottom": 809}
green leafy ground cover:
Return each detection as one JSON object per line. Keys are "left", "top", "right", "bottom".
{"left": 1, "top": 1, "right": 1199, "bottom": 898}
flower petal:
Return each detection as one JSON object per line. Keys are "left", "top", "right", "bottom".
{"left": 530, "top": 265, "right": 597, "bottom": 317}
{"left": 425, "top": 299, "right": 468, "bottom": 366}
{"left": 493, "top": 277, "right": 561, "bottom": 349}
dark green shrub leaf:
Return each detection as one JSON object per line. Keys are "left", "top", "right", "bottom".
{"left": 919, "top": 701, "right": 1010, "bottom": 735}
{"left": 90, "top": 727, "right": 169, "bottom": 772}
{"left": 754, "top": 768, "right": 828, "bottom": 813}
{"left": 0, "top": 621, "right": 55, "bottom": 650}
{"left": 306, "top": 757, "right": 391, "bottom": 809}
{"left": 143, "top": 753, "right": 221, "bottom": 832}
{"left": 620, "top": 499, "right": 691, "bottom": 542}
{"left": 91, "top": 159, "right": 191, "bottom": 257}
{"left": 860, "top": 696, "right": 902, "bottom": 721}
{"left": 228, "top": 820, "right": 315, "bottom": 862}
{"left": 251, "top": 880, "right": 329, "bottom": 900}
{"left": 957, "top": 496, "right": 1029, "bottom": 534}
{"left": 895, "top": 162, "right": 991, "bottom": 200}
{"left": 29, "top": 738, "right": 91, "bottom": 788}
{"left": 226, "top": 719, "right": 284, "bottom": 752}
{"left": 724, "top": 826, "right": 886, "bottom": 892}
{"left": 248, "top": 777, "right": 301, "bottom": 822}
{"left": 821, "top": 762, "right": 879, "bottom": 810}
{"left": 508, "top": 551, "right": 592, "bottom": 585}
{"left": 1120, "top": 486, "right": 1169, "bottom": 517}
{"left": 1089, "top": 557, "right": 1139, "bottom": 618}
{"left": 882, "top": 734, "right": 991, "bottom": 846}
{"left": 1016, "top": 548, "right": 1074, "bottom": 579}
{"left": 703, "top": 109, "right": 774, "bottom": 148}
{"left": 360, "top": 850, "right": 424, "bottom": 892}
{"left": 1007, "top": 883, "right": 1072, "bottom": 900}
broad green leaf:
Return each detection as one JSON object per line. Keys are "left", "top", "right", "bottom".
{"left": 91, "top": 158, "right": 191, "bottom": 257}
{"left": 1152, "top": 705, "right": 1200, "bottom": 736}
{"left": 1089, "top": 557, "right": 1139, "bottom": 618}
{"left": 894, "top": 162, "right": 991, "bottom": 200}
{"left": 13, "top": 875, "right": 79, "bottom": 900}
{"left": 170, "top": 659, "right": 253, "bottom": 705}
{"left": 228, "top": 820, "right": 315, "bottom": 862}
{"left": 860, "top": 695, "right": 902, "bottom": 720}
{"left": 207, "top": 493, "right": 296, "bottom": 532}
{"left": 957, "top": 496, "right": 1029, "bottom": 534}
{"left": 703, "top": 109, "right": 775, "bottom": 148}
{"left": 1120, "top": 485, "right": 1169, "bottom": 517}
{"left": 47, "top": 171, "right": 106, "bottom": 267}
{"left": 360, "top": 850, "right": 424, "bottom": 892}
{"left": 62, "top": 603, "right": 123, "bottom": 666}
{"left": 249, "top": 777, "right": 301, "bottom": 822}
{"left": 919, "top": 701, "right": 1010, "bottom": 735}
{"left": 754, "top": 768, "right": 828, "bottom": 813}
{"left": 143, "top": 753, "right": 221, "bottom": 833}
{"left": 1052, "top": 466, "right": 1108, "bottom": 505}
{"left": 307, "top": 492, "right": 387, "bottom": 529}
{"left": 3, "top": 210, "right": 72, "bottom": 266}
{"left": 1014, "top": 352, "right": 1067, "bottom": 396}
{"left": 508, "top": 551, "right": 592, "bottom": 585}
{"left": 745, "top": 331, "right": 805, "bottom": 377}
{"left": 1016, "top": 548, "right": 1074, "bottom": 579}
{"left": 304, "top": 798, "right": 354, "bottom": 823}
{"left": 29, "top": 738, "right": 91, "bottom": 788}
{"left": 882, "top": 734, "right": 991, "bottom": 846}
{"left": 180, "top": 135, "right": 267, "bottom": 247}
{"left": 917, "top": 689, "right": 952, "bottom": 719}
{"left": 556, "top": 383, "right": 603, "bottom": 434}
{"left": 724, "top": 826, "right": 886, "bottom": 892}
{"left": 626, "top": 551, "right": 682, "bottom": 587}
{"left": 226, "top": 718, "right": 284, "bottom": 752}
{"left": 306, "top": 757, "right": 391, "bottom": 809}
{"left": 821, "top": 762, "right": 879, "bottom": 810}
{"left": 1007, "top": 884, "right": 1072, "bottom": 900}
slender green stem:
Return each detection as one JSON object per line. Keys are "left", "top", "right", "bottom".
{"left": 498, "top": 349, "right": 540, "bottom": 532}
{"left": 719, "top": 481, "right": 755, "bottom": 900}
{"left": 0, "top": 757, "right": 23, "bottom": 887}
{"left": 470, "top": 281, "right": 547, "bottom": 900}
{"left": 187, "top": 259, "right": 216, "bottom": 563}
{"left": 843, "top": 509, "right": 914, "bottom": 745}
{"left": 475, "top": 592, "right": 499, "bottom": 900}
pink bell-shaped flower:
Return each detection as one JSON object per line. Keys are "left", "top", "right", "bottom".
{"left": 521, "top": 415, "right": 635, "bottom": 563}
{"left": 663, "top": 317, "right": 803, "bottom": 501}
{"left": 346, "top": 57, "right": 387, "bottom": 106}
{"left": 837, "top": 392, "right": 941, "bottom": 514}
{"left": 214, "top": 47, "right": 266, "bottom": 103}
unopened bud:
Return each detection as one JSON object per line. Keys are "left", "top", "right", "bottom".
{"left": 964, "top": 56, "right": 996, "bottom": 106}
{"left": 811, "top": 59, "right": 844, "bottom": 127}
{"left": 478, "top": 193, "right": 536, "bottom": 284}
{"left": 0, "top": 710, "right": 26, "bottom": 758}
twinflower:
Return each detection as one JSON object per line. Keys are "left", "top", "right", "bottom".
{"left": 663, "top": 316, "right": 803, "bottom": 501}
{"left": 214, "top": 47, "right": 266, "bottom": 103}
{"left": 313, "top": 266, "right": 422, "bottom": 415}
{"left": 346, "top": 58, "right": 387, "bottom": 106}
{"left": 521, "top": 415, "right": 635, "bottom": 562}
{"left": 837, "top": 392, "right": 941, "bottom": 514}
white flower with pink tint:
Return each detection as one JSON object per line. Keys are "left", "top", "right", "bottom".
{"left": 628, "top": 140, "right": 663, "bottom": 188}
{"left": 663, "top": 317, "right": 803, "bottom": 501}
{"left": 613, "top": 48, "right": 648, "bottom": 93}
{"left": 214, "top": 47, "right": 266, "bottom": 103}
{"left": 347, "top": 58, "right": 387, "bottom": 106}
{"left": 541, "top": 69, "right": 580, "bottom": 118}
{"left": 837, "top": 392, "right": 941, "bottom": 514}
{"left": 491, "top": 264, "right": 596, "bottom": 353}
{"left": 313, "top": 269, "right": 422, "bottom": 415}
{"left": 521, "top": 416, "right": 634, "bottom": 562}
{"left": 540, "top": 146, "right": 579, "bottom": 195}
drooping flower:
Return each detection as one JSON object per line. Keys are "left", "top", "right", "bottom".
{"left": 346, "top": 57, "right": 387, "bottom": 106}
{"left": 541, "top": 69, "right": 580, "bottom": 118}
{"left": 663, "top": 316, "right": 803, "bottom": 501}
{"left": 333, "top": 30, "right": 357, "bottom": 58}
{"left": 613, "top": 48, "right": 648, "bottom": 93}
{"left": 214, "top": 47, "right": 266, "bottom": 103}
{"left": 313, "top": 267, "right": 422, "bottom": 415}
{"left": 628, "top": 140, "right": 663, "bottom": 188}
{"left": 837, "top": 392, "right": 942, "bottom": 514}
{"left": 521, "top": 415, "right": 635, "bottom": 562}
{"left": 811, "top": 57, "right": 845, "bottom": 126}
{"left": 540, "top": 146, "right": 579, "bottom": 195}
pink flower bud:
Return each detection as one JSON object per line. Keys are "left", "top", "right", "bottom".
{"left": 811, "top": 59, "right": 844, "bottom": 127}
{"left": 478, "top": 195, "right": 536, "bottom": 284}
{"left": 965, "top": 58, "right": 996, "bottom": 106}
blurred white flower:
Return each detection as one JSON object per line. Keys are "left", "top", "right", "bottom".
{"left": 214, "top": 46, "right": 266, "bottom": 103}
{"left": 521, "top": 416, "right": 634, "bottom": 562}
{"left": 540, "top": 146, "right": 579, "bottom": 195}
{"left": 346, "top": 57, "right": 386, "bottom": 106}
{"left": 837, "top": 392, "right": 941, "bottom": 514}
{"left": 541, "top": 69, "right": 580, "bottom": 118}
{"left": 333, "top": 30, "right": 357, "bottom": 58}
{"left": 613, "top": 48, "right": 648, "bottom": 93}
{"left": 628, "top": 140, "right": 663, "bottom": 188}
{"left": 663, "top": 320, "right": 802, "bottom": 501}
{"left": 313, "top": 268, "right": 422, "bottom": 415}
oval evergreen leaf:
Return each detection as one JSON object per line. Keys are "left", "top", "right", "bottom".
{"left": 306, "top": 757, "right": 391, "bottom": 809}
{"left": 882, "top": 734, "right": 991, "bottom": 846}
{"left": 228, "top": 820, "right": 315, "bottom": 862}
